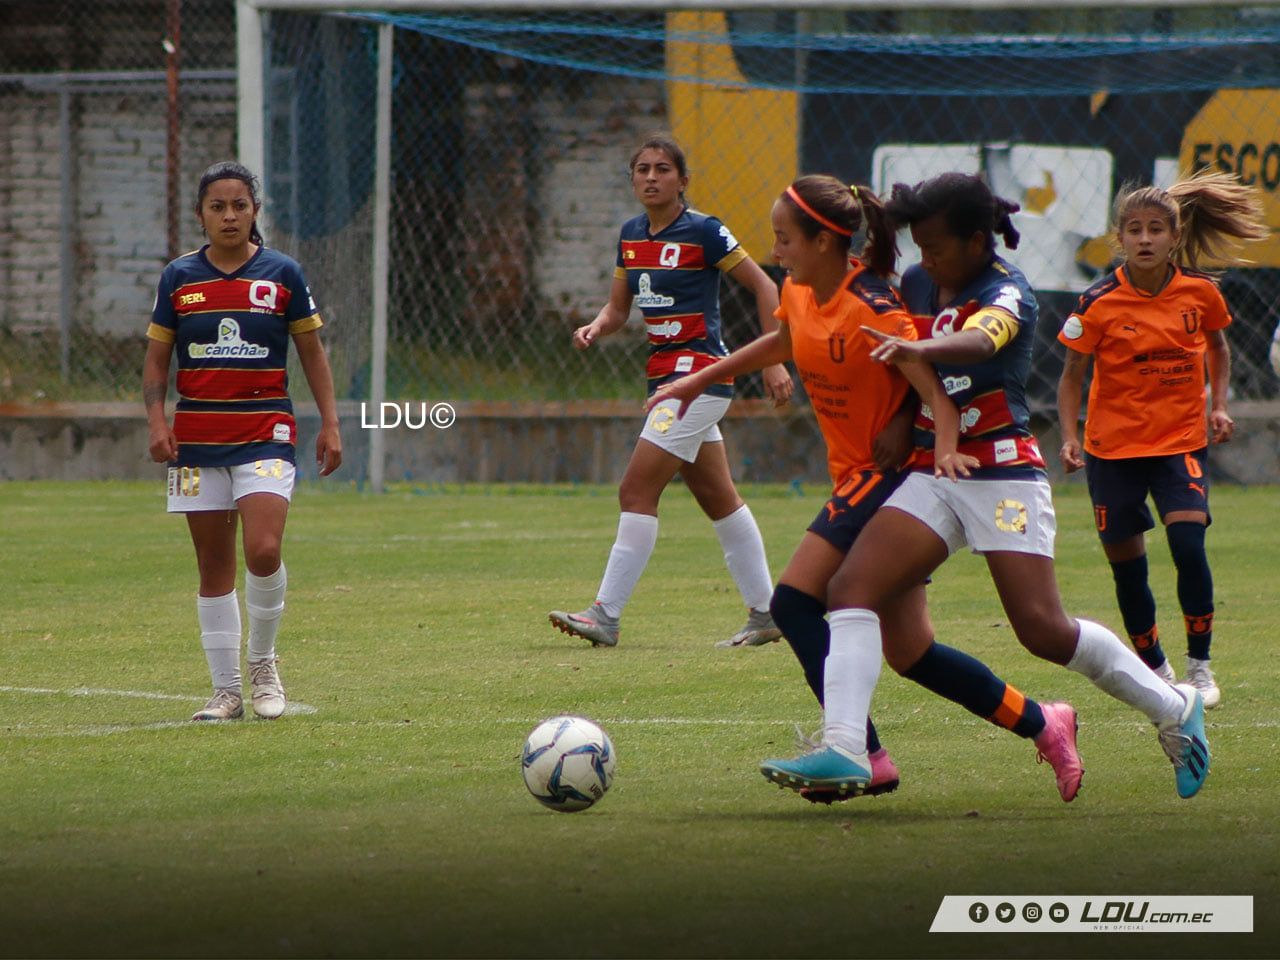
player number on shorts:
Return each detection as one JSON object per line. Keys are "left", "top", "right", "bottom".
{"left": 177, "top": 466, "right": 200, "bottom": 497}
{"left": 254, "top": 459, "right": 285, "bottom": 479}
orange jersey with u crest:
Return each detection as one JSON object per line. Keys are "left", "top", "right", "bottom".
{"left": 776, "top": 261, "right": 917, "bottom": 487}
{"left": 1058, "top": 265, "right": 1232, "bottom": 459}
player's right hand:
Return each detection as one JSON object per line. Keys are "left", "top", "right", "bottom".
{"left": 148, "top": 423, "right": 178, "bottom": 463}
{"left": 644, "top": 381, "right": 696, "bottom": 420}
{"left": 1059, "top": 439, "right": 1085, "bottom": 473}
{"left": 572, "top": 324, "right": 598, "bottom": 350}
{"left": 934, "top": 450, "right": 979, "bottom": 482}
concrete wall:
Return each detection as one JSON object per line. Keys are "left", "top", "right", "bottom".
{"left": 3, "top": 402, "right": 1277, "bottom": 487}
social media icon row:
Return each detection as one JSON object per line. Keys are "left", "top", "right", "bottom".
{"left": 969, "top": 901, "right": 1071, "bottom": 923}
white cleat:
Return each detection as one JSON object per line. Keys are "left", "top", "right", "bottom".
{"left": 1185, "top": 658, "right": 1221, "bottom": 709}
{"left": 192, "top": 687, "right": 244, "bottom": 721}
{"left": 249, "top": 658, "right": 287, "bottom": 719}
{"left": 1153, "top": 659, "right": 1177, "bottom": 686}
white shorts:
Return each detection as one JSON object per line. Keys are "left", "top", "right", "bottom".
{"left": 884, "top": 472, "right": 1057, "bottom": 557}
{"left": 639, "top": 393, "right": 730, "bottom": 463}
{"left": 166, "top": 459, "right": 296, "bottom": 513}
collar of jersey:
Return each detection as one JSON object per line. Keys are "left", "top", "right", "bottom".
{"left": 644, "top": 204, "right": 690, "bottom": 240}
{"left": 1117, "top": 262, "right": 1178, "bottom": 299}
{"left": 199, "top": 243, "right": 265, "bottom": 281}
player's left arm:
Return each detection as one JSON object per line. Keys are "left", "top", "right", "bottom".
{"left": 1205, "top": 328, "right": 1233, "bottom": 443}
{"left": 725, "top": 256, "right": 793, "bottom": 407}
{"left": 292, "top": 329, "right": 343, "bottom": 475}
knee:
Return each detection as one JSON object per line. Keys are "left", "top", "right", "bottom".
{"left": 243, "top": 538, "right": 282, "bottom": 577}
{"left": 770, "top": 583, "right": 823, "bottom": 629}
{"left": 617, "top": 478, "right": 658, "bottom": 515}
{"left": 1165, "top": 521, "right": 1208, "bottom": 567}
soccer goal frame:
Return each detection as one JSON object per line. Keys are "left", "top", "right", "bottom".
{"left": 235, "top": 0, "right": 1280, "bottom": 491}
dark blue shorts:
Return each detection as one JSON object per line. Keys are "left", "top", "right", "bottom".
{"left": 1084, "top": 448, "right": 1211, "bottom": 545}
{"left": 807, "top": 469, "right": 906, "bottom": 554}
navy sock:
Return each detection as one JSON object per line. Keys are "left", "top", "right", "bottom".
{"left": 770, "top": 584, "right": 828, "bottom": 704}
{"left": 866, "top": 717, "right": 882, "bottom": 755}
{"left": 903, "top": 641, "right": 1045, "bottom": 739}
{"left": 1167, "top": 521, "right": 1214, "bottom": 660}
{"left": 1109, "top": 554, "right": 1167, "bottom": 668}
{"left": 770, "top": 584, "right": 881, "bottom": 754}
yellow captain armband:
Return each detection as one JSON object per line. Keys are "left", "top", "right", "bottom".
{"left": 962, "top": 308, "right": 1020, "bottom": 350}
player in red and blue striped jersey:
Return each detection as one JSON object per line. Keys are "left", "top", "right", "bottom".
{"left": 143, "top": 161, "right": 342, "bottom": 723}
{"left": 549, "top": 134, "right": 793, "bottom": 649}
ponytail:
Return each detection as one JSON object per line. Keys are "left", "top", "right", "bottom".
{"left": 993, "top": 196, "right": 1022, "bottom": 251}
{"left": 854, "top": 184, "right": 899, "bottom": 277}
{"left": 1168, "top": 169, "right": 1267, "bottom": 270}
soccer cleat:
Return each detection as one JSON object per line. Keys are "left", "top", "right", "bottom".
{"left": 1185, "top": 658, "right": 1221, "bottom": 709}
{"left": 760, "top": 744, "right": 872, "bottom": 797}
{"left": 790, "top": 725, "right": 899, "bottom": 802}
{"left": 1156, "top": 683, "right": 1211, "bottom": 799}
{"left": 1034, "top": 701, "right": 1083, "bottom": 802}
{"left": 192, "top": 687, "right": 244, "bottom": 721}
{"left": 716, "top": 607, "right": 783, "bottom": 648}
{"left": 548, "top": 604, "right": 620, "bottom": 648}
{"left": 801, "top": 749, "right": 901, "bottom": 803}
{"left": 1153, "top": 659, "right": 1177, "bottom": 686}
{"left": 249, "top": 658, "right": 287, "bottom": 719}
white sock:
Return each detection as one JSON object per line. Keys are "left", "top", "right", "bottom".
{"left": 822, "top": 608, "right": 883, "bottom": 756}
{"left": 1067, "top": 618, "right": 1185, "bottom": 724}
{"left": 197, "top": 589, "right": 241, "bottom": 691}
{"left": 246, "top": 563, "right": 287, "bottom": 662}
{"left": 595, "top": 513, "right": 659, "bottom": 619}
{"left": 712, "top": 504, "right": 774, "bottom": 612}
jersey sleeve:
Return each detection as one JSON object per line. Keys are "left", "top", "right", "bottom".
{"left": 1202, "top": 281, "right": 1233, "bottom": 332}
{"left": 147, "top": 266, "right": 178, "bottom": 344}
{"left": 704, "top": 216, "right": 749, "bottom": 272}
{"left": 1057, "top": 292, "right": 1103, "bottom": 355}
{"left": 962, "top": 276, "right": 1027, "bottom": 351}
{"left": 774, "top": 278, "right": 797, "bottom": 327}
{"left": 285, "top": 261, "right": 323, "bottom": 335}
{"left": 614, "top": 232, "right": 627, "bottom": 280}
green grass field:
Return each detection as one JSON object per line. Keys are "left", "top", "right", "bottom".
{"left": 2, "top": 481, "right": 1278, "bottom": 959}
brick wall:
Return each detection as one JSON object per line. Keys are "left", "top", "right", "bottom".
{"left": 530, "top": 77, "right": 668, "bottom": 327}
{"left": 0, "top": 86, "right": 236, "bottom": 339}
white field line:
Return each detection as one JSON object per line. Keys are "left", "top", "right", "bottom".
{"left": 0, "top": 685, "right": 317, "bottom": 738}
{"left": 2, "top": 687, "right": 1274, "bottom": 738}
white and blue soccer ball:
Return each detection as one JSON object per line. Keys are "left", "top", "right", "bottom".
{"left": 521, "top": 715, "right": 616, "bottom": 812}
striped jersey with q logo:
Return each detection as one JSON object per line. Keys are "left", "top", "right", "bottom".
{"left": 147, "top": 245, "right": 322, "bottom": 468}
{"left": 613, "top": 206, "right": 748, "bottom": 398}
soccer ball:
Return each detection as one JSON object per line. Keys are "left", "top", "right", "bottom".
{"left": 521, "top": 715, "right": 616, "bottom": 812}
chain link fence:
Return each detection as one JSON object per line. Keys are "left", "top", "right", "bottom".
{"left": 1, "top": 0, "right": 238, "bottom": 401}
{"left": 4, "top": 3, "right": 1279, "bottom": 482}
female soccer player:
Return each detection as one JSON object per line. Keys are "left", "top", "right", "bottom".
{"left": 548, "top": 135, "right": 793, "bottom": 649}
{"left": 761, "top": 173, "right": 1212, "bottom": 802}
{"left": 1057, "top": 171, "right": 1266, "bottom": 709}
{"left": 651, "top": 175, "right": 1081, "bottom": 803}
{"left": 143, "top": 161, "right": 342, "bottom": 721}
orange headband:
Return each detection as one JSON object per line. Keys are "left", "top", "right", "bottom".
{"left": 785, "top": 185, "right": 852, "bottom": 237}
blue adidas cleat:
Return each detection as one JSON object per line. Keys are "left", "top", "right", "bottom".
{"left": 760, "top": 745, "right": 871, "bottom": 798}
{"left": 1156, "top": 683, "right": 1210, "bottom": 799}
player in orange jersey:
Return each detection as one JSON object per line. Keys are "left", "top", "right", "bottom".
{"left": 143, "top": 161, "right": 342, "bottom": 722}
{"left": 548, "top": 135, "right": 793, "bottom": 650}
{"left": 763, "top": 172, "right": 1212, "bottom": 803}
{"left": 1057, "top": 170, "right": 1266, "bottom": 709}
{"left": 652, "top": 176, "right": 1079, "bottom": 803}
